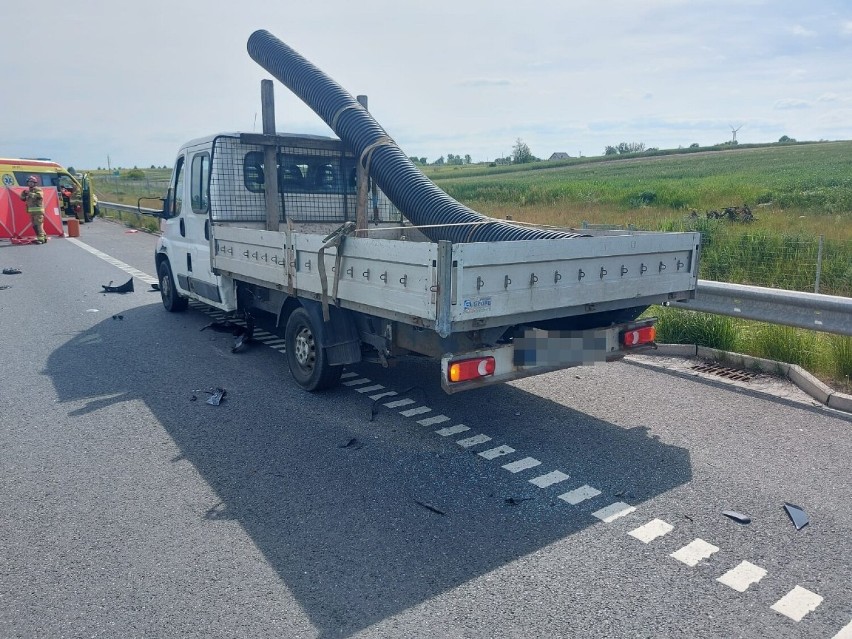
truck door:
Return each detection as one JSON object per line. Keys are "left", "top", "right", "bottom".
{"left": 165, "top": 151, "right": 223, "bottom": 304}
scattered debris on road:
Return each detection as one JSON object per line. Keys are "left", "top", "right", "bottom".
{"left": 338, "top": 437, "right": 363, "bottom": 450}
{"left": 149, "top": 283, "right": 160, "bottom": 292}
{"left": 722, "top": 510, "right": 752, "bottom": 524}
{"left": 784, "top": 502, "right": 810, "bottom": 530}
{"left": 2, "top": 267, "right": 22, "bottom": 275}
{"left": 112, "top": 315, "right": 124, "bottom": 320}
{"left": 505, "top": 497, "right": 534, "bottom": 505}
{"left": 101, "top": 277, "right": 134, "bottom": 294}
{"left": 414, "top": 499, "right": 445, "bottom": 516}
{"left": 205, "top": 388, "right": 227, "bottom": 406}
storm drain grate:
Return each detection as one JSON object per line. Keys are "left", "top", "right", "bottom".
{"left": 691, "top": 363, "right": 762, "bottom": 382}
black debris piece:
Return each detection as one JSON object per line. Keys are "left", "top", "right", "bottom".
{"left": 505, "top": 497, "right": 534, "bottom": 505}
{"left": 0, "top": 285, "right": 11, "bottom": 291}
{"left": 414, "top": 500, "right": 445, "bottom": 516}
{"left": 201, "top": 321, "right": 245, "bottom": 335}
{"left": 112, "top": 315, "right": 124, "bottom": 320}
{"left": 149, "top": 283, "right": 160, "bottom": 292}
{"left": 206, "top": 388, "right": 227, "bottom": 406}
{"left": 338, "top": 437, "right": 363, "bottom": 450}
{"left": 232, "top": 333, "right": 250, "bottom": 353}
{"left": 101, "top": 277, "right": 134, "bottom": 294}
{"left": 722, "top": 510, "right": 752, "bottom": 525}
{"left": 784, "top": 502, "right": 809, "bottom": 530}
{"left": 190, "top": 395, "right": 197, "bottom": 402}
{"left": 2, "top": 268, "right": 22, "bottom": 275}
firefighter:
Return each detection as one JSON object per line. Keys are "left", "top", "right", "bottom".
{"left": 20, "top": 175, "right": 47, "bottom": 244}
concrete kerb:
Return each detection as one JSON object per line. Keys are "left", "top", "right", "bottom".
{"left": 647, "top": 343, "right": 852, "bottom": 415}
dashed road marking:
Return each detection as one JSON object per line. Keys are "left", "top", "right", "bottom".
{"left": 400, "top": 406, "right": 432, "bottom": 417}
{"left": 558, "top": 485, "right": 601, "bottom": 505}
{"left": 342, "top": 378, "right": 372, "bottom": 387}
{"left": 502, "top": 457, "right": 542, "bottom": 473}
{"left": 456, "top": 434, "right": 492, "bottom": 448}
{"left": 67, "top": 238, "right": 159, "bottom": 285}
{"left": 592, "top": 502, "right": 636, "bottom": 523}
{"left": 417, "top": 415, "right": 451, "bottom": 427}
{"left": 716, "top": 561, "right": 767, "bottom": 592}
{"left": 478, "top": 445, "right": 516, "bottom": 460}
{"left": 368, "top": 391, "right": 397, "bottom": 401}
{"left": 670, "top": 539, "right": 719, "bottom": 567}
{"left": 384, "top": 398, "right": 416, "bottom": 409}
{"left": 436, "top": 425, "right": 470, "bottom": 437}
{"left": 628, "top": 519, "right": 674, "bottom": 543}
{"left": 528, "top": 470, "right": 570, "bottom": 488}
{"left": 832, "top": 619, "right": 852, "bottom": 638}
{"left": 770, "top": 586, "right": 823, "bottom": 622}
{"left": 356, "top": 384, "right": 385, "bottom": 394}
{"left": 340, "top": 371, "right": 360, "bottom": 379}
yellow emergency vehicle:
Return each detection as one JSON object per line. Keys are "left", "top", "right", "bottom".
{"left": 0, "top": 158, "right": 98, "bottom": 222}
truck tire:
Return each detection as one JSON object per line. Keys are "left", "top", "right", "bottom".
{"left": 284, "top": 307, "right": 342, "bottom": 391}
{"left": 158, "top": 260, "right": 188, "bottom": 312}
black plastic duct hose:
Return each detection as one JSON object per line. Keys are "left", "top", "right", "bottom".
{"left": 247, "top": 30, "right": 585, "bottom": 244}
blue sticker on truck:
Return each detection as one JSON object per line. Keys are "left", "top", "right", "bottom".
{"left": 462, "top": 297, "right": 492, "bottom": 313}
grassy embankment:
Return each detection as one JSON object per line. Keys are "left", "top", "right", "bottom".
{"left": 90, "top": 142, "right": 852, "bottom": 390}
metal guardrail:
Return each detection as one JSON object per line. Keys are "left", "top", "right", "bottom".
{"left": 678, "top": 280, "right": 852, "bottom": 337}
{"left": 97, "top": 201, "right": 852, "bottom": 337}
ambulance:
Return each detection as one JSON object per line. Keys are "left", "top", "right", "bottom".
{"left": 0, "top": 158, "right": 98, "bottom": 222}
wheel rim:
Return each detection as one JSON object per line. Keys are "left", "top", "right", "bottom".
{"left": 160, "top": 270, "right": 172, "bottom": 302}
{"left": 293, "top": 325, "right": 316, "bottom": 372}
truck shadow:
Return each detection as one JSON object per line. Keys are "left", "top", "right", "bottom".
{"left": 46, "top": 305, "right": 693, "bottom": 638}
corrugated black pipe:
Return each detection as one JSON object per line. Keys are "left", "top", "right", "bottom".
{"left": 247, "top": 30, "right": 585, "bottom": 243}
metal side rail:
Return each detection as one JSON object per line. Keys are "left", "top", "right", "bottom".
{"left": 98, "top": 201, "right": 160, "bottom": 215}
{"left": 676, "top": 280, "right": 852, "bottom": 337}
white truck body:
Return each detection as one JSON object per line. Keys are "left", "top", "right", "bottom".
{"left": 155, "top": 132, "right": 700, "bottom": 393}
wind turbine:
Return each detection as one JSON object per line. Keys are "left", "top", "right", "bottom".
{"left": 730, "top": 123, "right": 744, "bottom": 144}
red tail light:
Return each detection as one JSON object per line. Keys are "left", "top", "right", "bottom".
{"left": 449, "top": 357, "right": 496, "bottom": 382}
{"left": 621, "top": 326, "right": 656, "bottom": 347}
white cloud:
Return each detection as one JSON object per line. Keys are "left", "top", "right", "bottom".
{"left": 791, "top": 24, "right": 816, "bottom": 37}
{"left": 774, "top": 99, "right": 812, "bottom": 110}
{"left": 842, "top": 20, "right": 852, "bottom": 35}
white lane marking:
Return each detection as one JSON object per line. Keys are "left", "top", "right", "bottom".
{"left": 417, "top": 415, "right": 451, "bottom": 427}
{"left": 384, "top": 398, "right": 415, "bottom": 408}
{"left": 670, "top": 539, "right": 720, "bottom": 567}
{"left": 716, "top": 561, "right": 767, "bottom": 592}
{"left": 832, "top": 619, "right": 852, "bottom": 638}
{"left": 529, "top": 470, "right": 570, "bottom": 488}
{"left": 368, "top": 391, "right": 397, "bottom": 401}
{"left": 456, "top": 434, "right": 492, "bottom": 448}
{"left": 436, "top": 425, "right": 470, "bottom": 437}
{"left": 67, "top": 238, "right": 159, "bottom": 284}
{"left": 400, "top": 406, "right": 432, "bottom": 417}
{"left": 628, "top": 519, "right": 674, "bottom": 543}
{"left": 262, "top": 338, "right": 287, "bottom": 346}
{"left": 479, "top": 445, "right": 516, "bottom": 460}
{"left": 592, "top": 502, "right": 636, "bottom": 523}
{"left": 558, "top": 485, "right": 601, "bottom": 505}
{"left": 502, "top": 457, "right": 542, "bottom": 473}
{"left": 340, "top": 371, "right": 360, "bottom": 379}
{"left": 356, "top": 384, "right": 385, "bottom": 394}
{"left": 771, "top": 586, "right": 823, "bottom": 622}
{"left": 342, "top": 378, "right": 372, "bottom": 387}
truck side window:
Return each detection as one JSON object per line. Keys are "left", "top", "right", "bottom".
{"left": 190, "top": 153, "right": 210, "bottom": 213}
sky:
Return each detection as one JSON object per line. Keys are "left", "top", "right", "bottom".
{"left": 4, "top": 0, "right": 852, "bottom": 170}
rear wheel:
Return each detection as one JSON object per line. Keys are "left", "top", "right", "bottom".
{"left": 158, "top": 260, "right": 188, "bottom": 312}
{"left": 284, "top": 307, "right": 342, "bottom": 391}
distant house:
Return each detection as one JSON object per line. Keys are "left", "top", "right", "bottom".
{"left": 549, "top": 152, "right": 571, "bottom": 160}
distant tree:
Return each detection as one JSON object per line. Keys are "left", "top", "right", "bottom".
{"left": 464, "top": 154, "right": 472, "bottom": 165}
{"left": 512, "top": 138, "right": 533, "bottom": 164}
{"left": 408, "top": 156, "right": 422, "bottom": 164}
{"left": 689, "top": 143, "right": 700, "bottom": 148}
{"left": 419, "top": 157, "right": 427, "bottom": 165}
{"left": 778, "top": 135, "right": 796, "bottom": 143}
{"left": 616, "top": 142, "right": 645, "bottom": 154}
{"left": 150, "top": 164, "right": 156, "bottom": 169}
{"left": 604, "top": 145, "right": 618, "bottom": 155}
{"left": 433, "top": 156, "right": 445, "bottom": 165}
{"left": 124, "top": 168, "right": 146, "bottom": 179}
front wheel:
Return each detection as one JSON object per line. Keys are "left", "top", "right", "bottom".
{"left": 158, "top": 260, "right": 188, "bottom": 312}
{"left": 284, "top": 307, "right": 342, "bottom": 391}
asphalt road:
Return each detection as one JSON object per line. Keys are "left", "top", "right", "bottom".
{"left": 0, "top": 220, "right": 849, "bottom": 639}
